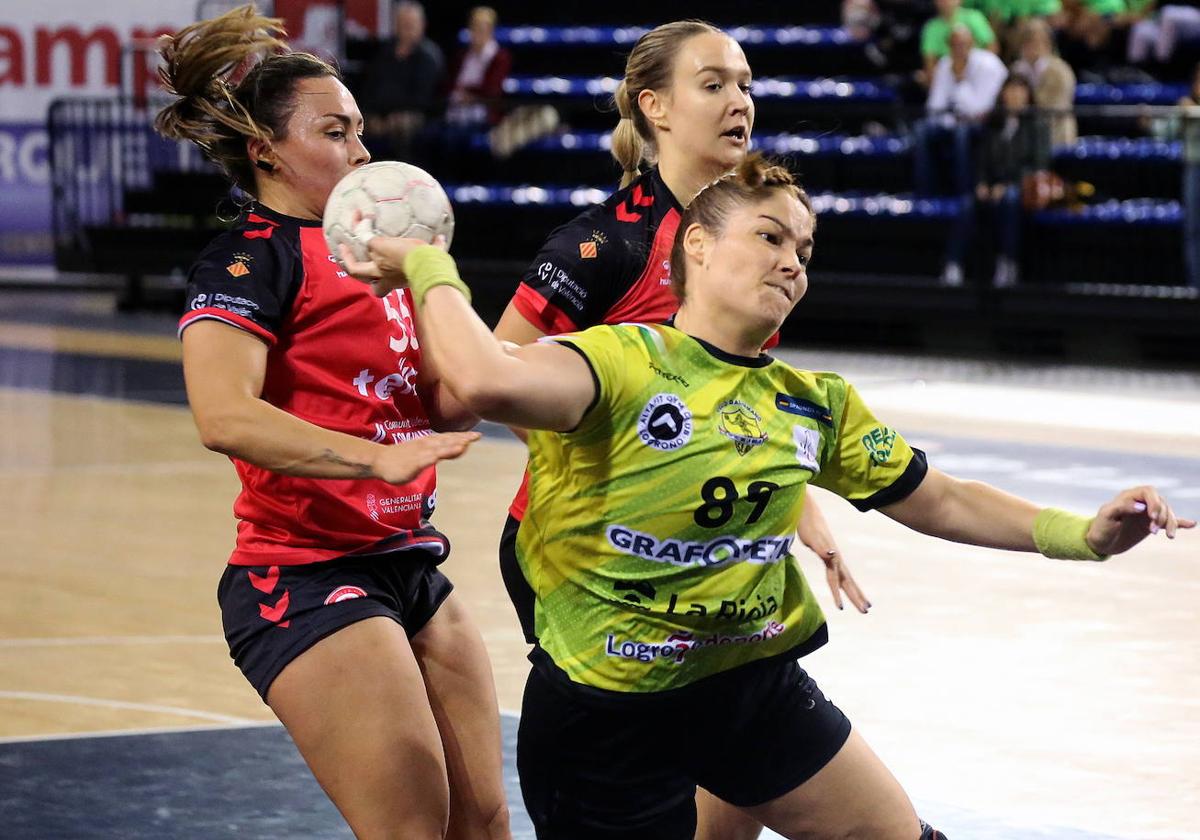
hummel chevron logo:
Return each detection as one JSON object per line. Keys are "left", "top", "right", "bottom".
{"left": 248, "top": 566, "right": 280, "bottom": 593}
{"left": 258, "top": 590, "right": 291, "bottom": 625}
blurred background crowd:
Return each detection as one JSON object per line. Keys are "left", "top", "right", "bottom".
{"left": 12, "top": 0, "right": 1200, "bottom": 362}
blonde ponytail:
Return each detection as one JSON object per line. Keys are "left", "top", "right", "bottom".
{"left": 611, "top": 81, "right": 645, "bottom": 188}
{"left": 610, "top": 20, "right": 721, "bottom": 187}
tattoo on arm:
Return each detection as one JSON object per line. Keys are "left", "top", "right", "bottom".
{"left": 319, "top": 449, "right": 374, "bottom": 477}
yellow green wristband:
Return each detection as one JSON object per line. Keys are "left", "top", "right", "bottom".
{"left": 1032, "top": 508, "right": 1108, "bottom": 561}
{"left": 402, "top": 245, "right": 471, "bottom": 307}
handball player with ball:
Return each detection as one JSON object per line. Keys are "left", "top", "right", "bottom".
{"left": 156, "top": 6, "right": 511, "bottom": 838}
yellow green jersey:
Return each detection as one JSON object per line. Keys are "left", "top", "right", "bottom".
{"left": 518, "top": 323, "right": 927, "bottom": 694}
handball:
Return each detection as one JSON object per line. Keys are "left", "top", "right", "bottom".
{"left": 323, "top": 161, "right": 455, "bottom": 266}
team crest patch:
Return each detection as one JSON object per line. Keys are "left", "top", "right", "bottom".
{"left": 717, "top": 400, "right": 767, "bottom": 455}
{"left": 638, "top": 393, "right": 692, "bottom": 451}
{"left": 225, "top": 252, "right": 253, "bottom": 277}
{"left": 324, "top": 585, "right": 368, "bottom": 605}
{"left": 861, "top": 426, "right": 898, "bottom": 465}
{"left": 579, "top": 240, "right": 598, "bottom": 259}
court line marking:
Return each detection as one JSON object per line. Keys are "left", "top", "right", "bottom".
{"left": 851, "top": 534, "right": 1200, "bottom": 590}
{"left": 0, "top": 710, "right": 525, "bottom": 745}
{"left": 854, "top": 380, "right": 1200, "bottom": 439}
{"left": 0, "top": 691, "right": 260, "bottom": 726}
{"left": 0, "top": 634, "right": 226, "bottom": 648}
{"left": 0, "top": 460, "right": 225, "bottom": 478}
{"left": 0, "top": 720, "right": 280, "bottom": 745}
{"left": 0, "top": 321, "right": 182, "bottom": 362}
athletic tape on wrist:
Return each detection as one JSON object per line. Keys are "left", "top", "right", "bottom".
{"left": 403, "top": 246, "right": 471, "bottom": 307}
{"left": 1033, "top": 507, "right": 1107, "bottom": 562}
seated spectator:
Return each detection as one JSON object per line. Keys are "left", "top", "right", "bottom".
{"left": 918, "top": 25, "right": 1009, "bottom": 284}
{"left": 927, "top": 25, "right": 1010, "bottom": 124}
{"left": 1011, "top": 17, "right": 1078, "bottom": 145}
{"left": 445, "top": 6, "right": 512, "bottom": 128}
{"left": 359, "top": 1, "right": 445, "bottom": 159}
{"left": 976, "top": 76, "right": 1053, "bottom": 286}
{"left": 1128, "top": 2, "right": 1200, "bottom": 64}
{"left": 968, "top": 0, "right": 1066, "bottom": 58}
{"left": 922, "top": 0, "right": 1000, "bottom": 83}
{"left": 843, "top": 0, "right": 883, "bottom": 40}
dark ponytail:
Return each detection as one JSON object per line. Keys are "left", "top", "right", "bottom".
{"left": 154, "top": 4, "right": 338, "bottom": 194}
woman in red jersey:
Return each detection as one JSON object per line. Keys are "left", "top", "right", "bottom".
{"left": 156, "top": 7, "right": 509, "bottom": 839}
{"left": 489, "top": 21, "right": 860, "bottom": 839}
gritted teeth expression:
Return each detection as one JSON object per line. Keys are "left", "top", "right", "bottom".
{"left": 702, "top": 191, "right": 814, "bottom": 323}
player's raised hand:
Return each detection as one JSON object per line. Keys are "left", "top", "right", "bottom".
{"left": 371, "top": 431, "right": 480, "bottom": 484}
{"left": 1086, "top": 486, "right": 1196, "bottom": 556}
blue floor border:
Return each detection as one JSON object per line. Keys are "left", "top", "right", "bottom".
{"left": 0, "top": 717, "right": 1134, "bottom": 840}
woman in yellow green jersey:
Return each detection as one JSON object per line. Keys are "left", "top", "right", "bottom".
{"left": 341, "top": 155, "right": 1192, "bottom": 840}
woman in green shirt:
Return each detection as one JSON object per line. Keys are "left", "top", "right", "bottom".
{"left": 341, "top": 154, "right": 1192, "bottom": 840}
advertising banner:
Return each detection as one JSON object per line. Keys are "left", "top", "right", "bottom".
{"left": 0, "top": 0, "right": 387, "bottom": 267}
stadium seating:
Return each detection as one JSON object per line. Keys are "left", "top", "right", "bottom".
{"left": 45, "top": 4, "right": 1199, "bottom": 357}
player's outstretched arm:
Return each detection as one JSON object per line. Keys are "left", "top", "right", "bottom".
{"left": 183, "top": 320, "right": 478, "bottom": 483}
{"left": 879, "top": 468, "right": 1194, "bottom": 559}
{"left": 341, "top": 237, "right": 596, "bottom": 431}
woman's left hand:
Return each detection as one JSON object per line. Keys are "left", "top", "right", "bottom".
{"left": 798, "top": 494, "right": 871, "bottom": 613}
{"left": 1086, "top": 485, "right": 1195, "bottom": 556}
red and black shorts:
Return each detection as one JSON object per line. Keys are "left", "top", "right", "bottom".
{"left": 217, "top": 550, "right": 454, "bottom": 700}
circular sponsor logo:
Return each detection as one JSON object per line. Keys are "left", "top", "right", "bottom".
{"left": 324, "top": 585, "right": 368, "bottom": 605}
{"left": 637, "top": 393, "right": 692, "bottom": 451}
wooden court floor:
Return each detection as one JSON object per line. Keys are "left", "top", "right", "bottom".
{"left": 0, "top": 314, "right": 1198, "bottom": 838}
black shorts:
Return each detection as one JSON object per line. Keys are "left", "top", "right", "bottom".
{"left": 517, "top": 656, "right": 852, "bottom": 840}
{"left": 217, "top": 550, "right": 454, "bottom": 700}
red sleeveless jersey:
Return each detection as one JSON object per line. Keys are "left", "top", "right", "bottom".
{"left": 178, "top": 204, "right": 446, "bottom": 566}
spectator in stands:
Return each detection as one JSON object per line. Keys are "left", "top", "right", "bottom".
{"left": 976, "top": 75, "right": 1053, "bottom": 285}
{"left": 359, "top": 1, "right": 445, "bottom": 159}
{"left": 970, "top": 0, "right": 1066, "bottom": 59}
{"left": 1011, "top": 17, "right": 1078, "bottom": 145}
{"left": 1128, "top": 2, "right": 1200, "bottom": 64}
{"left": 843, "top": 0, "right": 928, "bottom": 73}
{"left": 430, "top": 7, "right": 557, "bottom": 163}
{"left": 921, "top": 0, "right": 999, "bottom": 84}
{"left": 844, "top": 0, "right": 883, "bottom": 40}
{"left": 919, "top": 25, "right": 1008, "bottom": 284}
{"left": 445, "top": 7, "right": 512, "bottom": 128}
{"left": 927, "top": 27, "right": 1010, "bottom": 125}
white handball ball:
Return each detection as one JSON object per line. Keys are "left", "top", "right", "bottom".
{"left": 323, "top": 161, "right": 454, "bottom": 266}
